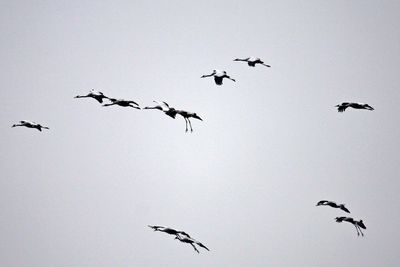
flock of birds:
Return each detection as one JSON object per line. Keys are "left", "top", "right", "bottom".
{"left": 11, "top": 56, "right": 374, "bottom": 253}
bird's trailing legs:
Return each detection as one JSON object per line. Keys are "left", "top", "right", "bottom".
{"left": 355, "top": 225, "right": 364, "bottom": 237}
{"left": 183, "top": 118, "right": 193, "bottom": 133}
{"left": 190, "top": 243, "right": 200, "bottom": 253}
{"left": 188, "top": 119, "right": 193, "bottom": 132}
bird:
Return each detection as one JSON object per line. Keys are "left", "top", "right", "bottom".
{"left": 148, "top": 225, "right": 191, "bottom": 238}
{"left": 174, "top": 235, "right": 210, "bottom": 253}
{"left": 12, "top": 120, "right": 49, "bottom": 131}
{"left": 316, "top": 200, "right": 350, "bottom": 213}
{"left": 335, "top": 217, "right": 366, "bottom": 236}
{"left": 175, "top": 109, "right": 203, "bottom": 132}
{"left": 201, "top": 70, "right": 236, "bottom": 85}
{"left": 143, "top": 101, "right": 177, "bottom": 119}
{"left": 103, "top": 98, "right": 140, "bottom": 109}
{"left": 233, "top": 57, "right": 271, "bottom": 67}
{"left": 335, "top": 102, "right": 374, "bottom": 112}
{"left": 74, "top": 89, "right": 109, "bottom": 103}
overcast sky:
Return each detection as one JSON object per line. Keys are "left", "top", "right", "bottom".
{"left": 1, "top": 0, "right": 400, "bottom": 266}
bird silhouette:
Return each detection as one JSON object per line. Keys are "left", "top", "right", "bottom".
{"left": 201, "top": 70, "right": 236, "bottom": 85}
{"left": 103, "top": 98, "right": 140, "bottom": 109}
{"left": 12, "top": 120, "right": 49, "bottom": 131}
{"left": 174, "top": 109, "right": 203, "bottom": 132}
{"left": 335, "top": 102, "right": 374, "bottom": 112}
{"left": 143, "top": 101, "right": 177, "bottom": 119}
{"left": 174, "top": 235, "right": 210, "bottom": 253}
{"left": 148, "top": 225, "right": 191, "bottom": 238}
{"left": 316, "top": 200, "right": 350, "bottom": 213}
{"left": 335, "top": 217, "right": 366, "bottom": 236}
{"left": 74, "top": 89, "right": 108, "bottom": 103}
{"left": 234, "top": 57, "right": 271, "bottom": 67}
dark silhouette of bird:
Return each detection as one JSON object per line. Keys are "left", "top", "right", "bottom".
{"left": 148, "top": 225, "right": 191, "bottom": 238}
{"left": 316, "top": 200, "right": 350, "bottom": 213}
{"left": 233, "top": 57, "right": 271, "bottom": 67}
{"left": 201, "top": 70, "right": 236, "bottom": 85}
{"left": 174, "top": 235, "right": 210, "bottom": 253}
{"left": 335, "top": 102, "right": 374, "bottom": 112}
{"left": 103, "top": 98, "right": 140, "bottom": 109}
{"left": 143, "top": 101, "right": 177, "bottom": 119}
{"left": 175, "top": 109, "right": 203, "bottom": 132}
{"left": 335, "top": 217, "right": 366, "bottom": 236}
{"left": 12, "top": 120, "right": 49, "bottom": 131}
{"left": 74, "top": 89, "right": 108, "bottom": 103}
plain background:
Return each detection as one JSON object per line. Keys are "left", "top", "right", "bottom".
{"left": 1, "top": 0, "right": 400, "bottom": 266}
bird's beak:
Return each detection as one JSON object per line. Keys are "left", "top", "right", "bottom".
{"left": 194, "top": 115, "right": 203, "bottom": 121}
{"left": 11, "top": 125, "right": 16, "bottom": 127}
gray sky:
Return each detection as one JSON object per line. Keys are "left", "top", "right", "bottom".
{"left": 1, "top": 0, "right": 400, "bottom": 266}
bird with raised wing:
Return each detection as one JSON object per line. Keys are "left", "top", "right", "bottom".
{"left": 12, "top": 120, "right": 49, "bottom": 131}
{"left": 74, "top": 89, "right": 109, "bottom": 103}
{"left": 174, "top": 235, "right": 210, "bottom": 253}
{"left": 234, "top": 57, "right": 271, "bottom": 67}
{"left": 103, "top": 98, "right": 140, "bottom": 109}
{"left": 335, "top": 102, "right": 374, "bottom": 112}
{"left": 143, "top": 101, "right": 177, "bottom": 119}
{"left": 335, "top": 217, "right": 366, "bottom": 236}
{"left": 316, "top": 200, "right": 350, "bottom": 213}
{"left": 201, "top": 70, "right": 236, "bottom": 85}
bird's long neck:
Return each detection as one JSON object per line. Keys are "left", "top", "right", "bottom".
{"left": 75, "top": 95, "right": 88, "bottom": 98}
{"left": 235, "top": 58, "right": 247, "bottom": 62}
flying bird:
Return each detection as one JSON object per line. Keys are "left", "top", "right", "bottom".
{"left": 234, "top": 57, "right": 271, "bottom": 67}
{"left": 143, "top": 101, "right": 177, "bottom": 119}
{"left": 335, "top": 217, "right": 366, "bottom": 236}
{"left": 12, "top": 120, "right": 49, "bottom": 131}
{"left": 201, "top": 70, "right": 236, "bottom": 85}
{"left": 74, "top": 89, "right": 109, "bottom": 103}
{"left": 316, "top": 200, "right": 350, "bottom": 213}
{"left": 335, "top": 102, "right": 374, "bottom": 112}
{"left": 148, "top": 225, "right": 191, "bottom": 238}
{"left": 175, "top": 109, "right": 203, "bottom": 132}
{"left": 103, "top": 98, "right": 140, "bottom": 109}
{"left": 174, "top": 235, "right": 210, "bottom": 253}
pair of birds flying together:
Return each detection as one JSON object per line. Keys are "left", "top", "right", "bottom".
{"left": 201, "top": 57, "right": 271, "bottom": 85}
{"left": 74, "top": 90, "right": 202, "bottom": 132}
{"left": 75, "top": 89, "right": 140, "bottom": 109}
{"left": 316, "top": 200, "right": 367, "bottom": 236}
{"left": 148, "top": 225, "right": 209, "bottom": 253}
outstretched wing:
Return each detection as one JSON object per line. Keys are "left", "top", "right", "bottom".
{"left": 340, "top": 206, "right": 350, "bottom": 213}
